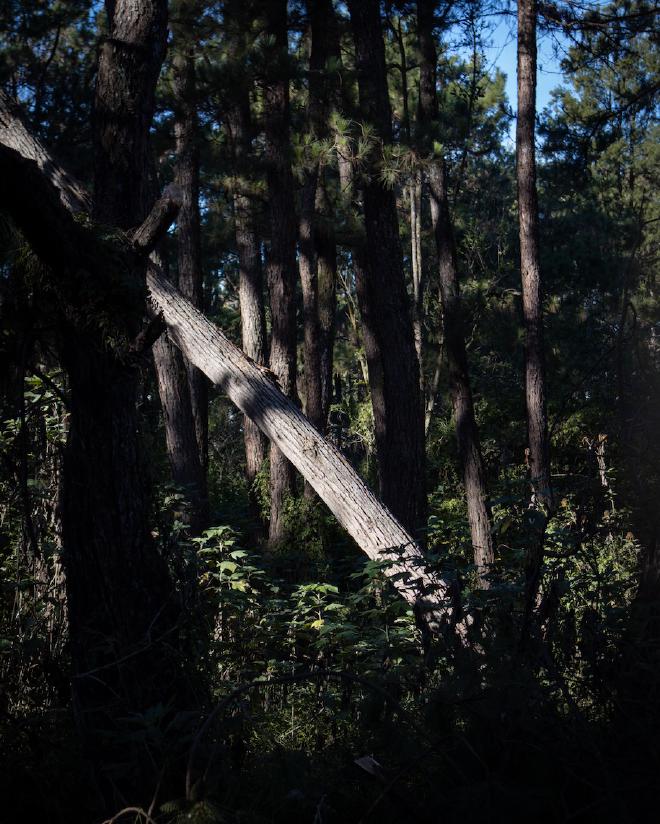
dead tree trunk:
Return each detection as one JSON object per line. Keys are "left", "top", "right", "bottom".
{"left": 147, "top": 269, "right": 459, "bottom": 637}
{"left": 417, "top": 0, "right": 495, "bottom": 583}
{"left": 517, "top": 0, "right": 554, "bottom": 610}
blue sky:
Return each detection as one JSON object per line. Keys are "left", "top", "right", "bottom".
{"left": 483, "top": 16, "right": 571, "bottom": 140}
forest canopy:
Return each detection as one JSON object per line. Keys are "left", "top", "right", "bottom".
{"left": 0, "top": 0, "right": 658, "bottom": 822}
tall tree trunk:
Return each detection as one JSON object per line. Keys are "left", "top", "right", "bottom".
{"left": 428, "top": 165, "right": 495, "bottom": 583}
{"left": 298, "top": 0, "right": 340, "bottom": 496}
{"left": 173, "top": 46, "right": 209, "bottom": 479}
{"left": 347, "top": 0, "right": 426, "bottom": 537}
{"left": 224, "top": 0, "right": 268, "bottom": 519}
{"left": 315, "top": 178, "right": 337, "bottom": 430}
{"left": 417, "top": 0, "right": 494, "bottom": 584}
{"left": 517, "top": 0, "right": 554, "bottom": 609}
{"left": 262, "top": 0, "right": 299, "bottom": 545}
{"left": 309, "top": 0, "right": 342, "bottom": 433}
{"left": 63, "top": 0, "right": 193, "bottom": 807}
{"left": 410, "top": 169, "right": 424, "bottom": 387}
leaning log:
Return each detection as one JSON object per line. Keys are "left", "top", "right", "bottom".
{"left": 0, "top": 91, "right": 460, "bottom": 638}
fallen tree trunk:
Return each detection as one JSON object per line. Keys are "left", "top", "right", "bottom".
{"left": 0, "top": 91, "right": 459, "bottom": 638}
{"left": 147, "top": 268, "right": 457, "bottom": 633}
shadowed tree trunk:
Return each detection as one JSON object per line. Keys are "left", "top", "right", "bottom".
{"left": 315, "top": 178, "right": 338, "bottom": 430}
{"left": 54, "top": 0, "right": 195, "bottom": 808}
{"left": 309, "top": 0, "right": 342, "bottom": 433}
{"left": 262, "top": 0, "right": 299, "bottom": 545}
{"left": 417, "top": 0, "right": 494, "bottom": 584}
{"left": 347, "top": 0, "right": 426, "bottom": 537}
{"left": 298, "top": 0, "right": 340, "bottom": 497}
{"left": 224, "top": 0, "right": 267, "bottom": 523}
{"left": 173, "top": 41, "right": 208, "bottom": 478}
{"left": 517, "top": 0, "right": 554, "bottom": 611}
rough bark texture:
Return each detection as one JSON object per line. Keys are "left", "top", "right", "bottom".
{"left": 0, "top": 89, "right": 91, "bottom": 213}
{"left": 93, "top": 0, "right": 166, "bottom": 227}
{"left": 347, "top": 0, "right": 426, "bottom": 537}
{"left": 310, "top": 0, "right": 342, "bottom": 432}
{"left": 262, "top": 0, "right": 299, "bottom": 544}
{"left": 517, "top": 0, "right": 554, "bottom": 602}
{"left": 315, "top": 179, "right": 338, "bottom": 430}
{"left": 224, "top": 0, "right": 268, "bottom": 510}
{"left": 417, "top": 0, "right": 495, "bottom": 582}
{"left": 67, "top": 0, "right": 197, "bottom": 805}
{"left": 428, "top": 165, "right": 495, "bottom": 582}
{"left": 173, "top": 47, "right": 209, "bottom": 476}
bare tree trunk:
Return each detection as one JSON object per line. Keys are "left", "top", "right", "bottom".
{"left": 410, "top": 170, "right": 424, "bottom": 389}
{"left": 173, "top": 47, "right": 208, "bottom": 478}
{"left": 347, "top": 0, "right": 426, "bottom": 537}
{"left": 417, "top": 0, "right": 494, "bottom": 582}
{"left": 262, "top": 0, "right": 298, "bottom": 545}
{"left": 517, "top": 0, "right": 554, "bottom": 609}
{"left": 34, "top": 0, "right": 193, "bottom": 807}
{"left": 428, "top": 166, "right": 495, "bottom": 583}
{"left": 299, "top": 174, "right": 323, "bottom": 434}
{"left": 315, "top": 178, "right": 337, "bottom": 430}
{"left": 224, "top": 0, "right": 267, "bottom": 520}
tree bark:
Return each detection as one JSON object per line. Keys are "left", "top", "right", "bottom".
{"left": 347, "top": 0, "right": 426, "bottom": 537}
{"left": 315, "top": 179, "right": 338, "bottom": 430}
{"left": 1, "top": 0, "right": 198, "bottom": 808}
{"left": 224, "top": 0, "right": 268, "bottom": 516}
{"left": 517, "top": 0, "right": 554, "bottom": 608}
{"left": 173, "top": 45, "right": 208, "bottom": 477}
{"left": 417, "top": 0, "right": 494, "bottom": 584}
{"left": 309, "top": 0, "right": 342, "bottom": 433}
{"left": 262, "top": 0, "right": 299, "bottom": 545}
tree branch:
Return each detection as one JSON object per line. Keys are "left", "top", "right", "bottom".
{"left": 131, "top": 184, "right": 183, "bottom": 253}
